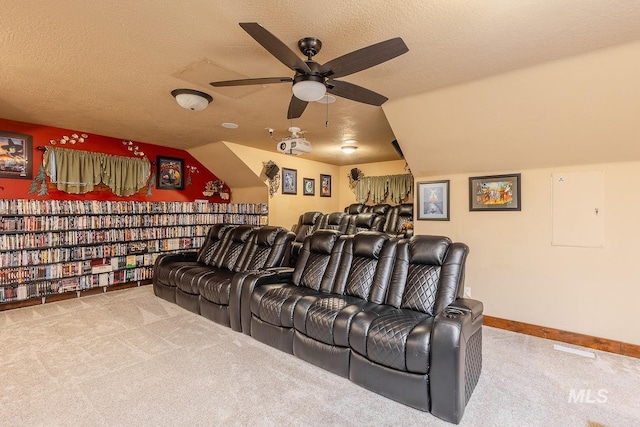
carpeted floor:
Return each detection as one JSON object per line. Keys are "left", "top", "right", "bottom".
{"left": 1, "top": 286, "right": 638, "bottom": 426}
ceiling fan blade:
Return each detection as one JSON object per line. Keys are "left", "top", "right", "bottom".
{"left": 319, "top": 37, "right": 408, "bottom": 79}
{"left": 326, "top": 79, "right": 388, "bottom": 106}
{"left": 287, "top": 95, "right": 308, "bottom": 119}
{"left": 239, "top": 23, "right": 311, "bottom": 74}
{"left": 210, "top": 77, "right": 292, "bottom": 87}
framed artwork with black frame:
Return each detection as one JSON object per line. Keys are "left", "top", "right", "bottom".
{"left": 0, "top": 131, "right": 32, "bottom": 180}
{"left": 156, "top": 156, "right": 185, "bottom": 190}
{"left": 282, "top": 168, "right": 297, "bottom": 195}
{"left": 303, "top": 177, "right": 315, "bottom": 196}
{"left": 469, "top": 173, "right": 521, "bottom": 211}
{"left": 320, "top": 174, "right": 331, "bottom": 197}
{"left": 417, "top": 180, "right": 450, "bottom": 220}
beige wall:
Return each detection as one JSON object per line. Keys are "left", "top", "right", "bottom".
{"left": 337, "top": 160, "right": 411, "bottom": 208}
{"left": 384, "top": 42, "right": 640, "bottom": 345}
{"left": 224, "top": 142, "right": 341, "bottom": 228}
{"left": 413, "top": 162, "right": 640, "bottom": 345}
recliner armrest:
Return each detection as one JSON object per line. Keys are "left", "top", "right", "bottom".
{"left": 430, "top": 298, "right": 483, "bottom": 424}
{"left": 154, "top": 251, "right": 198, "bottom": 266}
{"left": 230, "top": 269, "right": 292, "bottom": 334}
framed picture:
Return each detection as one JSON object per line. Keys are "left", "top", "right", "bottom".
{"left": 469, "top": 173, "right": 521, "bottom": 211}
{"left": 0, "top": 131, "right": 32, "bottom": 180}
{"left": 282, "top": 168, "right": 297, "bottom": 194}
{"left": 156, "top": 156, "right": 185, "bottom": 190}
{"left": 320, "top": 174, "right": 331, "bottom": 197}
{"left": 303, "top": 178, "right": 315, "bottom": 196}
{"left": 417, "top": 180, "right": 450, "bottom": 220}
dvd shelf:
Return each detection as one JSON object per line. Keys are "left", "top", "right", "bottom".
{"left": 0, "top": 200, "right": 269, "bottom": 307}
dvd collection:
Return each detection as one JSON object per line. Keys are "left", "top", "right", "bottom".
{"left": 0, "top": 200, "right": 268, "bottom": 303}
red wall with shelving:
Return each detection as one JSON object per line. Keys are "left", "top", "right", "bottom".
{"left": 0, "top": 118, "right": 229, "bottom": 203}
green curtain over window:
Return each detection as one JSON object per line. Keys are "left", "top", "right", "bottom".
{"left": 353, "top": 173, "right": 413, "bottom": 204}
{"left": 43, "top": 147, "right": 151, "bottom": 197}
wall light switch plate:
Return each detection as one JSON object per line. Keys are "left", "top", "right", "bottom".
{"left": 464, "top": 287, "right": 472, "bottom": 298}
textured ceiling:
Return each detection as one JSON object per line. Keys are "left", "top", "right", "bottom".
{"left": 3, "top": 1, "right": 640, "bottom": 165}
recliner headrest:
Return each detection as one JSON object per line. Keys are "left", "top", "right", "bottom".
{"left": 308, "top": 230, "right": 341, "bottom": 254}
{"left": 230, "top": 225, "right": 254, "bottom": 243}
{"left": 254, "top": 226, "right": 281, "bottom": 246}
{"left": 371, "top": 204, "right": 391, "bottom": 215}
{"left": 355, "top": 213, "right": 376, "bottom": 227}
{"left": 346, "top": 203, "right": 364, "bottom": 214}
{"left": 352, "top": 232, "right": 389, "bottom": 258}
{"left": 398, "top": 203, "right": 413, "bottom": 216}
{"left": 408, "top": 235, "right": 451, "bottom": 265}
{"left": 301, "top": 211, "right": 321, "bottom": 225}
{"left": 327, "top": 212, "right": 346, "bottom": 225}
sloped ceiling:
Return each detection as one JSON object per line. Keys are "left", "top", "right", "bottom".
{"left": 2, "top": 1, "right": 640, "bottom": 166}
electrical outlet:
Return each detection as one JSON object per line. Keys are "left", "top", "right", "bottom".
{"left": 464, "top": 287, "right": 472, "bottom": 298}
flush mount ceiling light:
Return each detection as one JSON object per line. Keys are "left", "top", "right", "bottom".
{"left": 292, "top": 77, "right": 326, "bottom": 102}
{"left": 341, "top": 140, "right": 358, "bottom": 154}
{"left": 221, "top": 122, "right": 239, "bottom": 129}
{"left": 171, "top": 89, "right": 213, "bottom": 111}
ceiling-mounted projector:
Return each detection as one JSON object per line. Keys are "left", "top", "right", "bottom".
{"left": 273, "top": 127, "right": 312, "bottom": 155}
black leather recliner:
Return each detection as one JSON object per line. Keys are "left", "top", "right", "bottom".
{"left": 312, "top": 211, "right": 349, "bottom": 234}
{"left": 246, "top": 231, "right": 482, "bottom": 424}
{"left": 345, "top": 212, "right": 385, "bottom": 234}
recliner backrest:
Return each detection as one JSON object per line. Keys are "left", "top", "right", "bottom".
{"left": 292, "top": 230, "right": 344, "bottom": 291}
{"left": 293, "top": 211, "right": 322, "bottom": 242}
{"left": 383, "top": 203, "right": 414, "bottom": 236}
{"left": 196, "top": 224, "right": 237, "bottom": 266}
{"left": 240, "top": 226, "right": 296, "bottom": 271}
{"left": 313, "top": 212, "right": 349, "bottom": 233}
{"left": 386, "top": 235, "right": 469, "bottom": 316}
{"left": 331, "top": 232, "right": 397, "bottom": 302}
{"left": 217, "top": 225, "right": 255, "bottom": 271}
{"left": 346, "top": 212, "right": 385, "bottom": 234}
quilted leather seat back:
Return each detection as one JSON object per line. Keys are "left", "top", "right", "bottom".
{"left": 346, "top": 213, "right": 385, "bottom": 234}
{"left": 331, "top": 232, "right": 396, "bottom": 302}
{"left": 293, "top": 211, "right": 322, "bottom": 242}
{"left": 395, "top": 204, "right": 414, "bottom": 233}
{"left": 218, "top": 225, "right": 254, "bottom": 271}
{"left": 387, "top": 235, "right": 457, "bottom": 316}
{"left": 241, "top": 226, "right": 295, "bottom": 271}
{"left": 292, "top": 230, "right": 344, "bottom": 291}
{"left": 196, "top": 224, "right": 236, "bottom": 266}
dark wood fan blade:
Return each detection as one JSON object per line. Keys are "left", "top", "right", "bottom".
{"left": 210, "top": 77, "right": 292, "bottom": 87}
{"left": 326, "top": 79, "right": 388, "bottom": 106}
{"left": 287, "top": 95, "right": 308, "bottom": 119}
{"left": 319, "top": 37, "right": 408, "bottom": 79}
{"left": 240, "top": 23, "right": 311, "bottom": 74}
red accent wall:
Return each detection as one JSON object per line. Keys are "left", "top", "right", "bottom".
{"left": 0, "top": 118, "right": 229, "bottom": 203}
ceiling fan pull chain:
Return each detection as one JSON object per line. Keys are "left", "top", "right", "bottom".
{"left": 325, "top": 100, "right": 329, "bottom": 127}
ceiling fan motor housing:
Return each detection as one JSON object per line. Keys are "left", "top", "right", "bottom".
{"left": 298, "top": 37, "right": 322, "bottom": 58}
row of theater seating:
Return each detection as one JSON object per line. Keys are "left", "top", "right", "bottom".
{"left": 152, "top": 223, "right": 483, "bottom": 424}
{"left": 289, "top": 203, "right": 414, "bottom": 264}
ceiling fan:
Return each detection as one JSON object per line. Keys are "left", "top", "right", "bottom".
{"left": 210, "top": 22, "right": 409, "bottom": 119}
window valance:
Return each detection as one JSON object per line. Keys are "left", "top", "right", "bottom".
{"left": 43, "top": 147, "right": 151, "bottom": 197}
{"left": 353, "top": 173, "right": 414, "bottom": 204}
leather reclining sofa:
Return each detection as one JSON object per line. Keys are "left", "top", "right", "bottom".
{"left": 153, "top": 225, "right": 482, "bottom": 424}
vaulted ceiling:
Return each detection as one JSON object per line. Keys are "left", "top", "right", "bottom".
{"left": 3, "top": 1, "right": 640, "bottom": 165}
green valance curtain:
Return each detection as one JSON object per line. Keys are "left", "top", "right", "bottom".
{"left": 43, "top": 147, "right": 151, "bottom": 197}
{"left": 353, "top": 173, "right": 414, "bottom": 204}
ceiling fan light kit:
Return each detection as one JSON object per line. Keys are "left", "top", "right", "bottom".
{"left": 292, "top": 79, "right": 326, "bottom": 102}
{"left": 341, "top": 145, "right": 357, "bottom": 154}
{"left": 171, "top": 89, "right": 213, "bottom": 111}
{"left": 210, "top": 23, "right": 408, "bottom": 120}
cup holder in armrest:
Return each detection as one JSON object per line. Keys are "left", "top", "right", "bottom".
{"left": 444, "top": 308, "right": 465, "bottom": 319}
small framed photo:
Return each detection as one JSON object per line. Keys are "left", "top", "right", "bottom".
{"left": 320, "top": 174, "right": 331, "bottom": 197}
{"left": 417, "top": 180, "right": 450, "bottom": 221}
{"left": 0, "top": 131, "right": 32, "bottom": 180}
{"left": 303, "top": 178, "right": 315, "bottom": 196}
{"left": 156, "top": 156, "right": 185, "bottom": 190}
{"left": 469, "top": 173, "right": 521, "bottom": 211}
{"left": 282, "top": 168, "right": 297, "bottom": 194}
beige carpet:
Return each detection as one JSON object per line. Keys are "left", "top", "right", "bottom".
{"left": 1, "top": 286, "right": 638, "bottom": 426}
